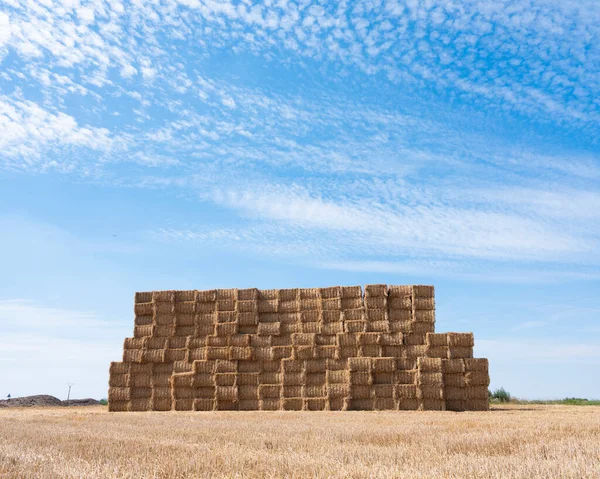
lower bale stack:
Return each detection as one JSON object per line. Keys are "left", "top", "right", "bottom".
{"left": 109, "top": 285, "right": 490, "bottom": 412}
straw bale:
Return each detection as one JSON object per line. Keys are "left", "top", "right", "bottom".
{"left": 368, "top": 320, "right": 390, "bottom": 333}
{"left": 302, "top": 397, "right": 325, "bottom": 410}
{"left": 414, "top": 310, "right": 435, "bottom": 323}
{"left": 135, "top": 291, "right": 153, "bottom": 304}
{"left": 238, "top": 361, "right": 262, "bottom": 373}
{"left": 109, "top": 373, "right": 130, "bottom": 388}
{"left": 174, "top": 290, "right": 195, "bottom": 302}
{"left": 171, "top": 398, "right": 192, "bottom": 411}
{"left": 207, "top": 336, "right": 228, "bottom": 347}
{"left": 153, "top": 362, "right": 173, "bottom": 374}
{"left": 275, "top": 289, "right": 297, "bottom": 302}
{"left": 130, "top": 373, "right": 152, "bottom": 388}
{"left": 441, "top": 359, "right": 464, "bottom": 374}
{"left": 171, "top": 372, "right": 194, "bottom": 388}
{"left": 281, "top": 322, "right": 302, "bottom": 334}
{"left": 374, "top": 398, "right": 397, "bottom": 410}
{"left": 321, "top": 311, "right": 341, "bottom": 324}
{"left": 445, "top": 399, "right": 466, "bottom": 412}
{"left": 327, "top": 383, "right": 349, "bottom": 398}
{"left": 464, "top": 358, "right": 488, "bottom": 372}
{"left": 336, "top": 333, "right": 358, "bottom": 347}
{"left": 349, "top": 398, "right": 375, "bottom": 410}
{"left": 217, "top": 311, "right": 236, "bottom": 323}
{"left": 154, "top": 325, "right": 176, "bottom": 337}
{"left": 418, "top": 372, "right": 444, "bottom": 386}
{"left": 404, "top": 345, "right": 427, "bottom": 359}
{"left": 396, "top": 357, "right": 417, "bottom": 370}
{"left": 279, "top": 313, "right": 300, "bottom": 325}
{"left": 465, "top": 371, "right": 490, "bottom": 387}
{"left": 258, "top": 384, "right": 280, "bottom": 398}
{"left": 360, "top": 345, "right": 382, "bottom": 357}
{"left": 259, "top": 372, "right": 281, "bottom": 384}
{"left": 193, "top": 399, "right": 215, "bottom": 411}
{"left": 372, "top": 358, "right": 396, "bottom": 373}
{"left": 357, "top": 332, "right": 377, "bottom": 345}
{"left": 344, "top": 320, "right": 366, "bottom": 333}
{"left": 279, "top": 398, "right": 301, "bottom": 411}
{"left": 109, "top": 387, "right": 131, "bottom": 402}
{"left": 364, "top": 284, "right": 388, "bottom": 297}
{"left": 260, "top": 360, "right": 280, "bottom": 373}
{"left": 124, "top": 337, "right": 145, "bottom": 350}
{"left": 174, "top": 301, "right": 196, "bottom": 314}
{"left": 327, "top": 369, "right": 348, "bottom": 384}
{"left": 381, "top": 345, "right": 402, "bottom": 357}
{"left": 291, "top": 333, "right": 315, "bottom": 346}
{"left": 164, "top": 349, "right": 186, "bottom": 362}
{"left": 108, "top": 400, "right": 128, "bottom": 412}
{"left": 273, "top": 346, "right": 293, "bottom": 360}
{"left": 188, "top": 348, "right": 207, "bottom": 361}
{"left": 395, "top": 398, "right": 417, "bottom": 410}
{"left": 350, "top": 371, "right": 372, "bottom": 386}
{"left": 216, "top": 322, "right": 238, "bottom": 336}
{"left": 328, "top": 397, "right": 349, "bottom": 411}
{"left": 313, "top": 335, "right": 335, "bottom": 346}
{"left": 336, "top": 343, "right": 356, "bottom": 356}
{"left": 258, "top": 289, "right": 279, "bottom": 300}
{"left": 253, "top": 347, "right": 274, "bottom": 361}
{"left": 306, "top": 371, "right": 326, "bottom": 386}
{"left": 236, "top": 300, "right": 257, "bottom": 314}
{"left": 389, "top": 321, "right": 412, "bottom": 333}
{"left": 373, "top": 384, "right": 394, "bottom": 398}
{"left": 297, "top": 287, "right": 319, "bottom": 300}
{"left": 283, "top": 372, "right": 304, "bottom": 386}
{"left": 412, "top": 321, "right": 435, "bottom": 335}
{"left": 238, "top": 385, "right": 259, "bottom": 400}
{"left": 413, "top": 298, "right": 435, "bottom": 310}
{"left": 445, "top": 387, "right": 466, "bottom": 401}
{"left": 257, "top": 322, "right": 280, "bottom": 336}
{"left": 343, "top": 308, "right": 365, "bottom": 322}
{"left": 217, "top": 399, "right": 239, "bottom": 411}
{"left": 134, "top": 324, "right": 154, "bottom": 339}
{"left": 206, "top": 346, "right": 229, "bottom": 360}
{"left": 299, "top": 298, "right": 320, "bottom": 311}
{"left": 305, "top": 385, "right": 326, "bottom": 397}
{"left": 129, "top": 399, "right": 151, "bottom": 411}
{"left": 316, "top": 286, "right": 338, "bottom": 299}
{"left": 152, "top": 374, "right": 172, "bottom": 388}
{"left": 448, "top": 332, "right": 474, "bottom": 348}
{"left": 214, "top": 359, "right": 236, "bottom": 373}
{"left": 304, "top": 358, "right": 325, "bottom": 373}
{"left": 196, "top": 290, "right": 217, "bottom": 302}
{"left": 443, "top": 372, "right": 466, "bottom": 388}
{"left": 373, "top": 372, "right": 393, "bottom": 385}
{"left": 301, "top": 310, "right": 321, "bottom": 323}
{"left": 282, "top": 385, "right": 303, "bottom": 398}
{"left": 155, "top": 302, "right": 175, "bottom": 315}
{"left": 282, "top": 359, "right": 304, "bottom": 373}
{"left": 394, "top": 370, "right": 416, "bottom": 384}
{"left": 197, "top": 302, "right": 216, "bottom": 313}
{"left": 135, "top": 314, "right": 153, "bottom": 326}
{"left": 339, "top": 285, "right": 361, "bottom": 298}
{"left": 134, "top": 302, "right": 153, "bottom": 316}
{"left": 173, "top": 361, "right": 193, "bottom": 373}
{"left": 230, "top": 346, "right": 252, "bottom": 360}
{"left": 465, "top": 399, "right": 489, "bottom": 411}
{"left": 388, "top": 297, "right": 412, "bottom": 310}
{"left": 215, "top": 289, "right": 236, "bottom": 301}
{"left": 130, "top": 363, "right": 152, "bottom": 374}
{"left": 279, "top": 300, "right": 299, "bottom": 313}
{"left": 165, "top": 336, "right": 186, "bottom": 349}
{"left": 258, "top": 311, "right": 278, "bottom": 323}
{"left": 417, "top": 357, "right": 443, "bottom": 372}
{"left": 365, "top": 309, "right": 387, "bottom": 322}
{"left": 301, "top": 321, "right": 320, "bottom": 334}
{"left": 417, "top": 385, "right": 444, "bottom": 400}
{"left": 259, "top": 398, "right": 280, "bottom": 410}
{"left": 411, "top": 285, "right": 434, "bottom": 298}
{"left": 322, "top": 298, "right": 342, "bottom": 311}
{"left": 123, "top": 349, "right": 143, "bottom": 363}
{"left": 238, "top": 325, "right": 257, "bottom": 335}
{"left": 215, "top": 373, "right": 236, "bottom": 387}
{"left": 395, "top": 384, "right": 418, "bottom": 399}
{"left": 249, "top": 335, "right": 271, "bottom": 348}
{"left": 237, "top": 399, "right": 258, "bottom": 410}
{"left": 388, "top": 285, "right": 412, "bottom": 297}
{"left": 130, "top": 387, "right": 152, "bottom": 400}
{"left": 237, "top": 373, "right": 258, "bottom": 386}
{"left": 419, "top": 399, "right": 445, "bottom": 411}
{"left": 349, "top": 357, "right": 371, "bottom": 372}
{"left": 425, "top": 333, "right": 447, "bottom": 347}
{"left": 197, "top": 312, "right": 217, "bottom": 324}
{"left": 448, "top": 346, "right": 473, "bottom": 359}
{"left": 153, "top": 290, "right": 175, "bottom": 303}
{"left": 216, "top": 299, "right": 235, "bottom": 313}
{"left": 321, "top": 322, "right": 344, "bottom": 335}
{"left": 427, "top": 346, "right": 448, "bottom": 359}
{"left": 404, "top": 333, "right": 427, "bottom": 346}
{"left": 380, "top": 333, "right": 403, "bottom": 346}
{"left": 215, "top": 386, "right": 238, "bottom": 401}
{"left": 341, "top": 298, "right": 363, "bottom": 310}
{"left": 151, "top": 387, "right": 171, "bottom": 400}
{"left": 365, "top": 296, "right": 387, "bottom": 309}
{"left": 174, "top": 326, "right": 195, "bottom": 338}
{"left": 238, "top": 288, "right": 258, "bottom": 301}
{"left": 388, "top": 310, "right": 412, "bottom": 324}
{"left": 144, "top": 337, "right": 165, "bottom": 349}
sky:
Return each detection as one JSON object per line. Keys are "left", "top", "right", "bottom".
{"left": 0, "top": 0, "right": 599, "bottom": 401}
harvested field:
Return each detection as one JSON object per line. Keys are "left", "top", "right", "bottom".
{"left": 0, "top": 405, "right": 599, "bottom": 478}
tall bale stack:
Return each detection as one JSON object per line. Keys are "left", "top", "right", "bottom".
{"left": 109, "top": 285, "right": 489, "bottom": 411}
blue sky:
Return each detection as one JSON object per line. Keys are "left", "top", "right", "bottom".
{"left": 0, "top": 0, "right": 599, "bottom": 400}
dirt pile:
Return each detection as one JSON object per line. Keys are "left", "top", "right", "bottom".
{"left": 0, "top": 395, "right": 101, "bottom": 408}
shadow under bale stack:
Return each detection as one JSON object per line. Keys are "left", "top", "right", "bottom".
{"left": 109, "top": 285, "right": 490, "bottom": 411}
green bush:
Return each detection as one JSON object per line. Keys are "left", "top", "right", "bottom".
{"left": 489, "top": 387, "right": 511, "bottom": 402}
{"left": 99, "top": 399, "right": 108, "bottom": 406}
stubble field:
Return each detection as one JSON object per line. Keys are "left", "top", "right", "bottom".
{"left": 0, "top": 404, "right": 599, "bottom": 478}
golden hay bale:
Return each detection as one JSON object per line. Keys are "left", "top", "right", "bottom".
{"left": 110, "top": 362, "right": 130, "bottom": 376}
{"left": 215, "top": 359, "right": 236, "bottom": 373}
{"left": 344, "top": 320, "right": 366, "bottom": 333}
{"left": 419, "top": 399, "right": 445, "bottom": 411}
{"left": 135, "top": 314, "right": 153, "bottom": 326}
{"left": 259, "top": 372, "right": 281, "bottom": 384}
{"left": 305, "top": 385, "right": 326, "bottom": 398}
{"left": 283, "top": 372, "right": 304, "bottom": 386}
{"left": 301, "top": 322, "right": 320, "bottom": 334}
{"left": 215, "top": 386, "right": 238, "bottom": 401}
{"left": 315, "top": 346, "right": 337, "bottom": 359}
{"left": 416, "top": 385, "right": 444, "bottom": 401}
{"left": 281, "top": 359, "right": 303, "bottom": 373}
{"left": 396, "top": 357, "right": 417, "bottom": 370}
{"left": 412, "top": 322, "right": 435, "bottom": 335}
{"left": 108, "top": 400, "right": 129, "bottom": 412}
{"left": 188, "top": 348, "right": 207, "bottom": 362}
{"left": 447, "top": 332, "right": 474, "bottom": 348}
{"left": 327, "top": 397, "right": 349, "bottom": 411}
{"left": 314, "top": 335, "right": 335, "bottom": 346}
{"left": 320, "top": 286, "right": 341, "bottom": 299}
{"left": 154, "top": 325, "right": 176, "bottom": 337}
{"left": 238, "top": 325, "right": 257, "bottom": 335}
{"left": 465, "top": 371, "right": 490, "bottom": 387}
{"left": 350, "top": 371, "right": 372, "bottom": 386}
{"left": 365, "top": 296, "right": 387, "bottom": 309}
{"left": 215, "top": 373, "right": 236, "bottom": 387}
{"left": 374, "top": 397, "right": 397, "bottom": 411}
{"left": 249, "top": 335, "right": 270, "bottom": 348}
{"left": 327, "top": 383, "right": 349, "bottom": 398}
{"left": 108, "top": 387, "right": 131, "bottom": 402}
{"left": 123, "top": 349, "right": 143, "bottom": 363}
{"left": 153, "top": 291, "right": 175, "bottom": 303}
{"left": 281, "top": 322, "right": 302, "bottom": 334}
{"left": 341, "top": 297, "right": 363, "bottom": 310}
{"left": 442, "top": 359, "right": 465, "bottom": 374}
{"left": 196, "top": 290, "right": 216, "bottom": 303}
{"left": 129, "top": 399, "right": 151, "bottom": 411}
{"left": 279, "top": 288, "right": 299, "bottom": 301}
{"left": 130, "top": 372, "right": 151, "bottom": 388}
{"left": 216, "top": 399, "right": 238, "bottom": 411}
{"left": 238, "top": 288, "right": 258, "bottom": 301}
{"left": 238, "top": 399, "right": 259, "bottom": 410}
{"left": 238, "top": 385, "right": 258, "bottom": 400}
{"left": 379, "top": 333, "right": 403, "bottom": 346}
{"left": 306, "top": 372, "right": 326, "bottom": 387}
{"left": 322, "top": 297, "right": 342, "bottom": 310}
{"left": 349, "top": 357, "right": 372, "bottom": 372}
{"left": 187, "top": 336, "right": 206, "bottom": 349}
{"left": 253, "top": 347, "right": 274, "bottom": 361}
{"left": 465, "top": 399, "right": 489, "bottom": 411}
{"left": 395, "top": 384, "right": 417, "bottom": 399}
{"left": 404, "top": 345, "right": 427, "bottom": 359}
{"left": 173, "top": 361, "right": 193, "bottom": 374}
{"left": 283, "top": 398, "right": 303, "bottom": 410}
{"left": 259, "top": 289, "right": 279, "bottom": 300}
{"left": 337, "top": 333, "right": 359, "bottom": 347}
{"left": 134, "top": 302, "right": 153, "bottom": 316}
{"left": 365, "top": 309, "right": 387, "bottom": 322}
{"left": 349, "top": 398, "right": 374, "bottom": 410}
{"left": 229, "top": 334, "right": 250, "bottom": 347}
{"left": 321, "top": 311, "right": 341, "bottom": 324}
{"left": 299, "top": 287, "right": 321, "bottom": 300}
{"left": 174, "top": 324, "right": 196, "bottom": 337}
{"left": 364, "top": 284, "right": 388, "bottom": 297}
{"left": 464, "top": 358, "right": 488, "bottom": 372}
{"left": 465, "top": 386, "right": 489, "bottom": 400}
{"left": 327, "top": 369, "right": 348, "bottom": 384}
{"left": 341, "top": 285, "right": 362, "bottom": 298}
{"left": 109, "top": 373, "right": 130, "bottom": 388}
{"left": 388, "top": 297, "right": 412, "bottom": 310}
{"left": 445, "top": 387, "right": 466, "bottom": 401}
{"left": 443, "top": 373, "right": 466, "bottom": 388}
{"left": 305, "top": 358, "right": 327, "bottom": 373}
{"left": 216, "top": 289, "right": 237, "bottom": 301}
{"left": 448, "top": 346, "right": 473, "bottom": 359}
{"left": 130, "top": 387, "right": 152, "bottom": 400}
{"left": 445, "top": 399, "right": 466, "bottom": 412}
{"left": 260, "top": 359, "right": 282, "bottom": 372}
{"left": 197, "top": 301, "right": 217, "bottom": 313}
{"left": 171, "top": 372, "right": 194, "bottom": 388}
{"left": 215, "top": 322, "right": 238, "bottom": 337}
{"left": 151, "top": 387, "right": 171, "bottom": 400}
{"left": 174, "top": 290, "right": 196, "bottom": 302}
{"left": 427, "top": 346, "right": 448, "bottom": 359}
{"left": 217, "top": 299, "right": 236, "bottom": 313}
{"left": 258, "top": 384, "right": 280, "bottom": 399}
{"left": 360, "top": 345, "right": 382, "bottom": 357}
{"left": 388, "top": 285, "right": 412, "bottom": 297}
{"left": 299, "top": 298, "right": 321, "bottom": 311}
{"left": 231, "top": 346, "right": 252, "bottom": 361}
{"left": 257, "top": 321, "right": 280, "bottom": 336}
{"left": 282, "top": 385, "right": 303, "bottom": 398}
{"left": 134, "top": 324, "right": 155, "bottom": 339}
{"left": 414, "top": 310, "right": 435, "bottom": 323}
{"left": 206, "top": 347, "right": 229, "bottom": 361}
{"left": 237, "top": 300, "right": 258, "bottom": 313}
{"left": 238, "top": 360, "right": 261, "bottom": 373}
{"left": 394, "top": 370, "right": 416, "bottom": 384}
{"left": 165, "top": 349, "right": 187, "bottom": 362}
{"left": 260, "top": 398, "right": 281, "bottom": 410}
{"left": 343, "top": 309, "right": 365, "bottom": 322}
{"left": 193, "top": 399, "right": 215, "bottom": 411}
{"left": 167, "top": 336, "right": 187, "bottom": 349}
{"left": 155, "top": 302, "right": 175, "bottom": 314}
{"left": 291, "top": 333, "right": 316, "bottom": 346}
{"left": 279, "top": 300, "right": 299, "bottom": 314}
{"left": 217, "top": 311, "right": 236, "bottom": 324}
{"left": 404, "top": 333, "right": 427, "bottom": 346}
{"left": 412, "top": 285, "right": 434, "bottom": 298}
{"left": 279, "top": 313, "right": 300, "bottom": 325}
{"left": 413, "top": 297, "right": 435, "bottom": 310}
{"left": 152, "top": 373, "right": 172, "bottom": 388}
{"left": 426, "top": 333, "right": 447, "bottom": 347}
{"left": 171, "top": 399, "right": 192, "bottom": 411}
{"left": 174, "top": 301, "right": 196, "bottom": 314}
{"left": 372, "top": 358, "right": 397, "bottom": 373}
{"left": 418, "top": 371, "right": 444, "bottom": 386}
{"left": 397, "top": 398, "right": 418, "bottom": 410}
{"left": 238, "top": 373, "right": 259, "bottom": 386}
{"left": 382, "top": 345, "right": 402, "bottom": 357}
{"left": 135, "top": 291, "right": 153, "bottom": 304}
{"left": 373, "top": 384, "right": 394, "bottom": 398}
{"left": 321, "top": 323, "right": 343, "bottom": 335}
{"left": 338, "top": 346, "right": 359, "bottom": 358}
{"left": 300, "top": 310, "right": 321, "bottom": 323}
{"left": 367, "top": 320, "right": 390, "bottom": 333}
{"left": 417, "top": 357, "right": 443, "bottom": 372}
{"left": 258, "top": 300, "right": 278, "bottom": 314}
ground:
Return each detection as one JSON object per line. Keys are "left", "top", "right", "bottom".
{"left": 0, "top": 405, "right": 598, "bottom": 478}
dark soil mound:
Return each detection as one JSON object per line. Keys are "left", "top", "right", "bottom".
{"left": 0, "top": 395, "right": 101, "bottom": 408}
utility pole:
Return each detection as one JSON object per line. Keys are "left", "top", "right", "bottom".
{"left": 67, "top": 383, "right": 74, "bottom": 401}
